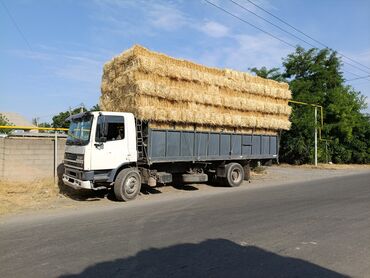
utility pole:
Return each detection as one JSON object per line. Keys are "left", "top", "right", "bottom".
{"left": 314, "top": 106, "right": 318, "bottom": 166}
{"left": 289, "top": 100, "right": 328, "bottom": 166}
{"left": 54, "top": 130, "right": 57, "bottom": 184}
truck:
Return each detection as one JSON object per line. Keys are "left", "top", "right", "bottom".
{"left": 62, "top": 111, "right": 279, "bottom": 201}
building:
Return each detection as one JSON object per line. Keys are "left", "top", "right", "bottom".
{"left": 0, "top": 112, "right": 38, "bottom": 133}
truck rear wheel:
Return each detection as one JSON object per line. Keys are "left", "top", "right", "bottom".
{"left": 224, "top": 163, "right": 244, "bottom": 187}
{"left": 114, "top": 168, "right": 141, "bottom": 201}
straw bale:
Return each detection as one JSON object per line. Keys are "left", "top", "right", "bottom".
{"left": 100, "top": 45, "right": 292, "bottom": 132}
{"left": 114, "top": 45, "right": 288, "bottom": 88}
{"left": 109, "top": 55, "right": 291, "bottom": 100}
{"left": 103, "top": 94, "right": 290, "bottom": 130}
{"left": 102, "top": 70, "right": 292, "bottom": 115}
{"left": 106, "top": 45, "right": 290, "bottom": 98}
{"left": 121, "top": 77, "right": 291, "bottom": 115}
{"left": 149, "top": 122, "right": 278, "bottom": 135}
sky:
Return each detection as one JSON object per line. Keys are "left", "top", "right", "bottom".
{"left": 1, "top": 0, "right": 370, "bottom": 122}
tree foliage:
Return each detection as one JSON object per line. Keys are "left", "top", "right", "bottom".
{"left": 249, "top": 66, "right": 286, "bottom": 82}
{"left": 51, "top": 104, "right": 100, "bottom": 128}
{"left": 0, "top": 113, "right": 11, "bottom": 126}
{"left": 52, "top": 107, "right": 87, "bottom": 128}
{"left": 0, "top": 113, "right": 13, "bottom": 134}
{"left": 90, "top": 104, "right": 100, "bottom": 111}
{"left": 252, "top": 47, "right": 370, "bottom": 164}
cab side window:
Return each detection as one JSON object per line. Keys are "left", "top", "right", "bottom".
{"left": 106, "top": 116, "right": 125, "bottom": 141}
{"left": 96, "top": 115, "right": 125, "bottom": 142}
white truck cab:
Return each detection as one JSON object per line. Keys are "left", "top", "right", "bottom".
{"left": 62, "top": 111, "right": 137, "bottom": 190}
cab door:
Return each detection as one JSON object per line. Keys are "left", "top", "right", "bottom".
{"left": 90, "top": 115, "right": 128, "bottom": 170}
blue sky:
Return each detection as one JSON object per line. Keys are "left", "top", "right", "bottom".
{"left": 1, "top": 0, "right": 370, "bottom": 122}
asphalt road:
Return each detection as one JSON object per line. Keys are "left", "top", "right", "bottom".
{"left": 1, "top": 172, "right": 369, "bottom": 278}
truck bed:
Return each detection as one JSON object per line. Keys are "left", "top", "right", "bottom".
{"left": 146, "top": 128, "right": 279, "bottom": 164}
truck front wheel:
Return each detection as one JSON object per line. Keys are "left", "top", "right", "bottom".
{"left": 224, "top": 163, "right": 244, "bottom": 187}
{"left": 114, "top": 168, "right": 142, "bottom": 201}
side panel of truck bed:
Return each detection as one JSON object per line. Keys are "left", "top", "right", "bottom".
{"left": 147, "top": 129, "right": 278, "bottom": 163}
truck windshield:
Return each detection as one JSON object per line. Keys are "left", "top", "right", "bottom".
{"left": 66, "top": 115, "right": 93, "bottom": 145}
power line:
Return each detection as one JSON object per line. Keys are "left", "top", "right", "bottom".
{"left": 0, "top": 0, "right": 32, "bottom": 51}
{"left": 204, "top": 0, "right": 296, "bottom": 48}
{"left": 345, "top": 70, "right": 362, "bottom": 77}
{"left": 243, "top": 0, "right": 370, "bottom": 72}
{"left": 348, "top": 80, "right": 370, "bottom": 86}
{"left": 231, "top": 0, "right": 370, "bottom": 76}
{"left": 342, "top": 67, "right": 370, "bottom": 82}
{"left": 345, "top": 75, "right": 370, "bottom": 82}
{"left": 229, "top": 0, "right": 317, "bottom": 49}
{"left": 206, "top": 0, "right": 370, "bottom": 81}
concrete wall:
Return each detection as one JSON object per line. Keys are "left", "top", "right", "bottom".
{"left": 0, "top": 136, "right": 66, "bottom": 180}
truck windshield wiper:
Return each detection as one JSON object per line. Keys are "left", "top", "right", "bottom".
{"left": 67, "top": 132, "right": 84, "bottom": 145}
{"left": 74, "top": 138, "right": 84, "bottom": 145}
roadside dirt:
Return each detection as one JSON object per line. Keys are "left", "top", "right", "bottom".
{"left": 0, "top": 178, "right": 59, "bottom": 215}
{"left": 279, "top": 163, "right": 370, "bottom": 170}
{"left": 0, "top": 164, "right": 369, "bottom": 217}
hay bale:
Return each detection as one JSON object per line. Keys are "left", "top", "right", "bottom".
{"left": 100, "top": 45, "right": 292, "bottom": 134}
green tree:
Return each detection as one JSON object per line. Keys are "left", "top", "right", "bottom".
{"left": 38, "top": 122, "right": 51, "bottom": 128}
{"left": 280, "top": 47, "right": 369, "bottom": 164}
{"left": 0, "top": 113, "right": 13, "bottom": 134}
{"left": 90, "top": 104, "right": 100, "bottom": 111}
{"left": 51, "top": 104, "right": 99, "bottom": 128}
{"left": 31, "top": 118, "right": 52, "bottom": 133}
{"left": 52, "top": 107, "right": 87, "bottom": 128}
{"left": 0, "top": 113, "right": 10, "bottom": 126}
{"left": 255, "top": 47, "right": 369, "bottom": 164}
{"left": 250, "top": 66, "right": 286, "bottom": 82}
{"left": 38, "top": 122, "right": 52, "bottom": 133}
{"left": 52, "top": 111, "right": 72, "bottom": 128}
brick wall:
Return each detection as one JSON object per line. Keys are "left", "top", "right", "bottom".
{"left": 0, "top": 136, "right": 66, "bottom": 180}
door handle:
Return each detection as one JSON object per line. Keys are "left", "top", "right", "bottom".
{"left": 94, "top": 143, "right": 104, "bottom": 149}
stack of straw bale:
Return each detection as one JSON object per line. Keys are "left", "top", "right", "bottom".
{"left": 100, "top": 45, "right": 292, "bottom": 135}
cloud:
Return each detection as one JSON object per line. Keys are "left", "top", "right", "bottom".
{"left": 10, "top": 47, "right": 104, "bottom": 84}
{"left": 8, "top": 49, "right": 53, "bottom": 61}
{"left": 197, "top": 33, "right": 290, "bottom": 71}
{"left": 148, "top": 3, "right": 189, "bottom": 31}
{"left": 200, "top": 21, "right": 229, "bottom": 38}
{"left": 53, "top": 56, "right": 102, "bottom": 83}
{"left": 91, "top": 0, "right": 190, "bottom": 34}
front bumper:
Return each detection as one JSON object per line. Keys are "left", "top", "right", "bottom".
{"left": 62, "top": 174, "right": 93, "bottom": 190}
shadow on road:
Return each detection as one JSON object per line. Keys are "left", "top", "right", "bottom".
{"left": 59, "top": 239, "right": 348, "bottom": 278}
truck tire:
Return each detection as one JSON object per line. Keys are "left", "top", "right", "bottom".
{"left": 224, "top": 163, "right": 244, "bottom": 187}
{"left": 114, "top": 168, "right": 141, "bottom": 201}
